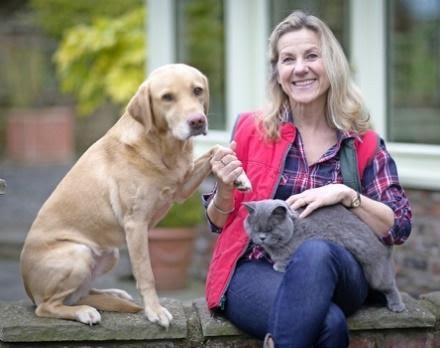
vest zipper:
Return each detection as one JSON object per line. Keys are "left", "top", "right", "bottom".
{"left": 218, "top": 241, "right": 249, "bottom": 310}
{"left": 217, "top": 142, "right": 292, "bottom": 309}
{"left": 270, "top": 143, "right": 292, "bottom": 198}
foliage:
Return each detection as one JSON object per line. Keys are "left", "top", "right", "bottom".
{"left": 54, "top": 7, "right": 146, "bottom": 115}
{"left": 30, "top": 0, "right": 144, "bottom": 40}
{"left": 177, "top": 0, "right": 225, "bottom": 129}
{"left": 157, "top": 193, "right": 205, "bottom": 228}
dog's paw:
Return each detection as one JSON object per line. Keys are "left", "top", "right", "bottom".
{"left": 76, "top": 306, "right": 101, "bottom": 325}
{"left": 234, "top": 173, "right": 252, "bottom": 192}
{"left": 144, "top": 305, "right": 173, "bottom": 328}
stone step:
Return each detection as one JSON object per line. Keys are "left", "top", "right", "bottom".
{"left": 1, "top": 293, "right": 439, "bottom": 347}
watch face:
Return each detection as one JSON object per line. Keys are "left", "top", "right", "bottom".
{"left": 352, "top": 193, "right": 361, "bottom": 208}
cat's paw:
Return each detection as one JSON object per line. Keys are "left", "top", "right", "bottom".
{"left": 273, "top": 263, "right": 286, "bottom": 272}
{"left": 387, "top": 301, "right": 406, "bottom": 312}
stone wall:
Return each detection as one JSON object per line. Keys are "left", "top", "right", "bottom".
{"left": 1, "top": 292, "right": 439, "bottom": 347}
{"left": 394, "top": 189, "right": 440, "bottom": 296}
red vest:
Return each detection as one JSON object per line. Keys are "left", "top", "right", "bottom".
{"left": 205, "top": 112, "right": 377, "bottom": 310}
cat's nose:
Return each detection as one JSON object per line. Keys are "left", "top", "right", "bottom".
{"left": 259, "top": 234, "right": 266, "bottom": 242}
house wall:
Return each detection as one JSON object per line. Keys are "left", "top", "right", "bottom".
{"left": 145, "top": 0, "right": 440, "bottom": 297}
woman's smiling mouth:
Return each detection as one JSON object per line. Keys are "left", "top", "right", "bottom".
{"left": 293, "top": 79, "right": 316, "bottom": 87}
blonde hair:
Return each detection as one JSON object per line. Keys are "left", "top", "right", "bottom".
{"left": 261, "top": 10, "right": 370, "bottom": 139}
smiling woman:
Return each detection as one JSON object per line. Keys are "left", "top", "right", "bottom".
{"left": 276, "top": 29, "right": 330, "bottom": 110}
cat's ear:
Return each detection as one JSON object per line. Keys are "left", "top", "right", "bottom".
{"left": 243, "top": 202, "right": 256, "bottom": 214}
{"left": 288, "top": 207, "right": 300, "bottom": 220}
{"left": 272, "top": 206, "right": 287, "bottom": 219}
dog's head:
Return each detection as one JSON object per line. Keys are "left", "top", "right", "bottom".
{"left": 127, "top": 64, "right": 209, "bottom": 141}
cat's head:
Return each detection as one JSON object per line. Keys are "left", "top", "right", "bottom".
{"left": 243, "top": 199, "right": 298, "bottom": 247}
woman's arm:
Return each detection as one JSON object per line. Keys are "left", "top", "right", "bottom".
{"left": 206, "top": 141, "right": 245, "bottom": 228}
{"left": 286, "top": 184, "right": 394, "bottom": 238}
{"left": 287, "top": 139, "right": 412, "bottom": 244}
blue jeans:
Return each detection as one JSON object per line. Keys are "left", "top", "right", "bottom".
{"left": 223, "top": 239, "right": 369, "bottom": 348}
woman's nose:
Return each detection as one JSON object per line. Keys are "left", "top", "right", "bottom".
{"left": 294, "top": 59, "right": 308, "bottom": 74}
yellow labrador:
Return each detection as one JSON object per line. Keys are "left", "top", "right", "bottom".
{"left": 20, "top": 64, "right": 251, "bottom": 328}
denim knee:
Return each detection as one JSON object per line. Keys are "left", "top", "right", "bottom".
{"left": 316, "top": 304, "right": 349, "bottom": 348}
{"left": 287, "top": 239, "right": 335, "bottom": 269}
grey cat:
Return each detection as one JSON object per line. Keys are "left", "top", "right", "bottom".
{"left": 243, "top": 199, "right": 405, "bottom": 312}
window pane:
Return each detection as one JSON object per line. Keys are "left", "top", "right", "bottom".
{"left": 269, "top": 0, "right": 351, "bottom": 55}
{"left": 388, "top": 0, "right": 440, "bottom": 144}
{"left": 175, "top": 0, "right": 225, "bottom": 130}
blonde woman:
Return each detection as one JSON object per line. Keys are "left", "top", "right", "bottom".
{"left": 204, "top": 10, "right": 411, "bottom": 347}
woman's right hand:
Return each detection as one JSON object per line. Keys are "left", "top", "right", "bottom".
{"left": 210, "top": 141, "right": 245, "bottom": 189}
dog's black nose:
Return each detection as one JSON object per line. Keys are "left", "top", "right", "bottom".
{"left": 187, "top": 114, "right": 207, "bottom": 135}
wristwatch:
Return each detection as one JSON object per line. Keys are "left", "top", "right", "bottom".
{"left": 350, "top": 191, "right": 361, "bottom": 209}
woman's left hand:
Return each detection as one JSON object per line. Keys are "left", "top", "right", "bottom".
{"left": 286, "top": 184, "right": 353, "bottom": 218}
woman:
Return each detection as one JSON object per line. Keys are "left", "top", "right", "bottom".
{"left": 204, "top": 10, "right": 412, "bottom": 347}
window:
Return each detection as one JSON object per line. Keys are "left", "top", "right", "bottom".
{"left": 175, "top": 0, "right": 226, "bottom": 130}
{"left": 270, "top": 0, "right": 351, "bottom": 55}
{"left": 388, "top": 0, "right": 440, "bottom": 145}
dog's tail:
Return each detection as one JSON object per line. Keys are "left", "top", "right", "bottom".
{"left": 78, "top": 294, "right": 142, "bottom": 313}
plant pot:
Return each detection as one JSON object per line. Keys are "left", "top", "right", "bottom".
{"left": 148, "top": 227, "right": 197, "bottom": 291}
{"left": 6, "top": 106, "right": 75, "bottom": 164}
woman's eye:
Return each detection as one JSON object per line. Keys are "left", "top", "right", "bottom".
{"left": 306, "top": 53, "right": 319, "bottom": 60}
{"left": 281, "top": 57, "right": 295, "bottom": 64}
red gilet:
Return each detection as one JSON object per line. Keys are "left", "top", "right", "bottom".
{"left": 205, "top": 112, "right": 377, "bottom": 310}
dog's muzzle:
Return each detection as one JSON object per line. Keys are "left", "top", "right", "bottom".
{"left": 187, "top": 114, "right": 208, "bottom": 136}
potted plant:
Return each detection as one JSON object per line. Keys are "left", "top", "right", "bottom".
{"left": 149, "top": 192, "right": 205, "bottom": 291}
{"left": 3, "top": 2, "right": 146, "bottom": 164}
{"left": 2, "top": 14, "right": 75, "bottom": 164}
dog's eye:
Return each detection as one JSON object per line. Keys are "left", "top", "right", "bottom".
{"left": 193, "top": 87, "right": 203, "bottom": 96}
{"left": 162, "top": 93, "right": 174, "bottom": 102}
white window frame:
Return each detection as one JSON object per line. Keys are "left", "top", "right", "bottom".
{"left": 147, "top": 0, "right": 440, "bottom": 190}
{"left": 350, "top": 0, "right": 440, "bottom": 190}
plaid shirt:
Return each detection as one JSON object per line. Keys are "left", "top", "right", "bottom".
{"left": 274, "top": 129, "right": 412, "bottom": 245}
{"left": 204, "top": 122, "right": 412, "bottom": 258}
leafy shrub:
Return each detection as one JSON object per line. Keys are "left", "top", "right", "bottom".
{"left": 157, "top": 193, "right": 205, "bottom": 228}
{"left": 54, "top": 7, "right": 146, "bottom": 115}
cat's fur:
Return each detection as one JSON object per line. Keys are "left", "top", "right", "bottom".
{"left": 243, "top": 199, "right": 405, "bottom": 312}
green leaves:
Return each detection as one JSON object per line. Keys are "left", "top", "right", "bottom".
{"left": 54, "top": 7, "right": 146, "bottom": 115}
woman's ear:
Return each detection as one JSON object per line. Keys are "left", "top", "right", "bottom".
{"left": 127, "top": 82, "right": 153, "bottom": 133}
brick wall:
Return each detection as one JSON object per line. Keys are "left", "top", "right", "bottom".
{"left": 395, "top": 188, "right": 440, "bottom": 296}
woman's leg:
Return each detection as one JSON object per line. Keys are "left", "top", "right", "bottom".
{"left": 269, "top": 239, "right": 369, "bottom": 348}
{"left": 223, "top": 257, "right": 283, "bottom": 339}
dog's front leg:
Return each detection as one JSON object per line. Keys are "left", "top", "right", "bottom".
{"left": 176, "top": 149, "right": 215, "bottom": 201}
{"left": 177, "top": 146, "right": 252, "bottom": 201}
{"left": 124, "top": 219, "right": 172, "bottom": 328}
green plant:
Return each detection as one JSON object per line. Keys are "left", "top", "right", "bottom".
{"left": 157, "top": 193, "right": 205, "bottom": 228}
{"left": 54, "top": 6, "right": 146, "bottom": 115}
{"left": 30, "top": 0, "right": 144, "bottom": 40}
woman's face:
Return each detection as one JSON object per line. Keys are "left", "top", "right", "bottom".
{"left": 276, "top": 28, "right": 330, "bottom": 109}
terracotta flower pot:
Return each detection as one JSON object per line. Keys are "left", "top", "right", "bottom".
{"left": 6, "top": 106, "right": 75, "bottom": 164}
{"left": 148, "top": 227, "right": 197, "bottom": 290}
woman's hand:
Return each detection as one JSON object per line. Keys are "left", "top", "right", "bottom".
{"left": 286, "top": 184, "right": 355, "bottom": 218}
{"left": 210, "top": 141, "right": 245, "bottom": 189}
{"left": 207, "top": 141, "right": 245, "bottom": 227}
{"left": 287, "top": 184, "right": 395, "bottom": 238}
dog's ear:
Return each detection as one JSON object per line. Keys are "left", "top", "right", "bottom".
{"left": 127, "top": 82, "right": 153, "bottom": 132}
{"left": 201, "top": 74, "right": 209, "bottom": 115}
